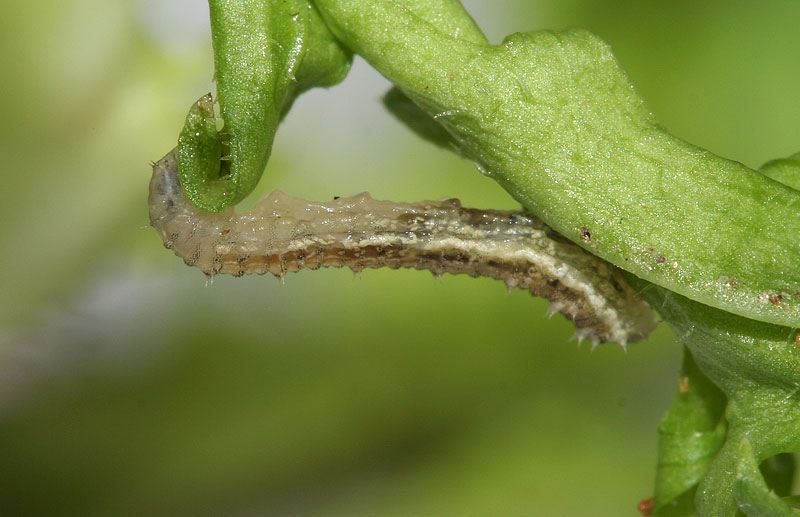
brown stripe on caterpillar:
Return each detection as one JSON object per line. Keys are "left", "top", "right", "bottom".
{"left": 149, "top": 149, "right": 658, "bottom": 345}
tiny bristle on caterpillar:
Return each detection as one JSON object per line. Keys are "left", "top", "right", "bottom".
{"left": 149, "top": 149, "right": 658, "bottom": 345}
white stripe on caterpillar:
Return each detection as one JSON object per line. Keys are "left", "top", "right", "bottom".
{"left": 149, "top": 149, "right": 658, "bottom": 345}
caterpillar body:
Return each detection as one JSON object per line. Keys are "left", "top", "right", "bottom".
{"left": 149, "top": 149, "right": 657, "bottom": 345}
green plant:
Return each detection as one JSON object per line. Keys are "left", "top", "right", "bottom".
{"left": 168, "top": 1, "right": 800, "bottom": 514}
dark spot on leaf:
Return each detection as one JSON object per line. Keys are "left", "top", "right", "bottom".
{"left": 638, "top": 497, "right": 654, "bottom": 516}
{"left": 769, "top": 293, "right": 784, "bottom": 306}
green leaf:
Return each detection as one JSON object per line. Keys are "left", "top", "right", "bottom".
{"left": 382, "top": 87, "right": 456, "bottom": 150}
{"left": 378, "top": 2, "right": 487, "bottom": 156}
{"left": 734, "top": 438, "right": 793, "bottom": 517}
{"left": 632, "top": 278, "right": 800, "bottom": 516}
{"left": 313, "top": 0, "right": 800, "bottom": 328}
{"left": 653, "top": 347, "right": 726, "bottom": 514}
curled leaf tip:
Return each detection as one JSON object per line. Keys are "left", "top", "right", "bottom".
{"left": 176, "top": 1, "right": 353, "bottom": 213}
{"left": 177, "top": 93, "right": 230, "bottom": 213}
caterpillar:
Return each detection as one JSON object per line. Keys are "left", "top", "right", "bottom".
{"left": 149, "top": 149, "right": 658, "bottom": 345}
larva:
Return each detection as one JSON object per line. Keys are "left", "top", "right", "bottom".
{"left": 149, "top": 149, "right": 658, "bottom": 345}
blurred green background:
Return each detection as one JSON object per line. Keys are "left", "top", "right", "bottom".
{"left": 1, "top": 1, "right": 798, "bottom": 515}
